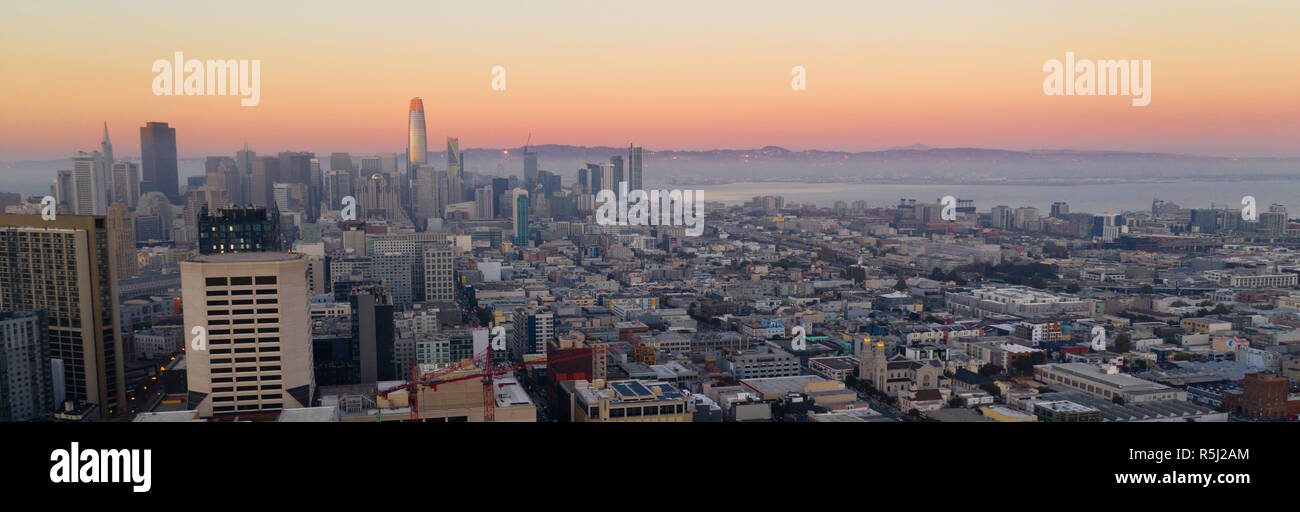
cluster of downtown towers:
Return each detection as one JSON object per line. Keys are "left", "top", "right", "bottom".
{"left": 0, "top": 97, "right": 646, "bottom": 421}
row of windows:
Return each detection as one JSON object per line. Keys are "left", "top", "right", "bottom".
{"left": 212, "top": 404, "right": 282, "bottom": 412}
{"left": 212, "top": 375, "right": 281, "bottom": 384}
{"left": 206, "top": 288, "right": 278, "bottom": 297}
{"left": 208, "top": 298, "right": 278, "bottom": 306}
{"left": 213, "top": 383, "right": 282, "bottom": 393}
{"left": 205, "top": 276, "right": 278, "bottom": 286}
{"left": 210, "top": 365, "right": 282, "bottom": 374}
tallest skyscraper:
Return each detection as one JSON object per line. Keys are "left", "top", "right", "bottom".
{"left": 408, "top": 98, "right": 428, "bottom": 168}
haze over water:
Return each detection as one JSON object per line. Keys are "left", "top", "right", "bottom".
{"left": 692, "top": 179, "right": 1300, "bottom": 216}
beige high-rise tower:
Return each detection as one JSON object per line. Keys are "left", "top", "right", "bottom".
{"left": 182, "top": 252, "right": 314, "bottom": 418}
{"left": 106, "top": 203, "right": 137, "bottom": 279}
{"left": 0, "top": 214, "right": 125, "bottom": 417}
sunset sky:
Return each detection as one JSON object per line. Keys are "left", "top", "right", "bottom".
{"left": 1, "top": 0, "right": 1297, "bottom": 160}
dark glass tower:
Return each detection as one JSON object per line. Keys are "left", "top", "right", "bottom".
{"left": 139, "top": 122, "right": 180, "bottom": 203}
{"left": 196, "top": 204, "right": 283, "bottom": 254}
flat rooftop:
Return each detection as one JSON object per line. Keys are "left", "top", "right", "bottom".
{"left": 1039, "top": 363, "right": 1171, "bottom": 393}
{"left": 1036, "top": 400, "right": 1099, "bottom": 414}
{"left": 190, "top": 252, "right": 303, "bottom": 263}
{"left": 810, "top": 356, "right": 859, "bottom": 370}
{"left": 739, "top": 375, "right": 831, "bottom": 397}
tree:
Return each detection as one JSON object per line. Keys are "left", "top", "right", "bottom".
{"left": 1172, "top": 352, "right": 1192, "bottom": 361}
{"left": 978, "top": 363, "right": 1002, "bottom": 377}
{"left": 1066, "top": 282, "right": 1081, "bottom": 293}
{"left": 1213, "top": 304, "right": 1231, "bottom": 315}
{"left": 930, "top": 267, "right": 946, "bottom": 281}
{"left": 894, "top": 277, "right": 909, "bottom": 292}
{"left": 948, "top": 396, "right": 964, "bottom": 408}
{"left": 907, "top": 408, "right": 922, "bottom": 418}
{"left": 979, "top": 381, "right": 1002, "bottom": 397}
{"left": 1114, "top": 333, "right": 1133, "bottom": 353}
{"left": 1112, "top": 395, "right": 1126, "bottom": 405}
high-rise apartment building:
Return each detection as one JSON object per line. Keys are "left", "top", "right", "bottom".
{"left": 0, "top": 214, "right": 125, "bottom": 418}
{"left": 181, "top": 252, "right": 313, "bottom": 418}
{"left": 423, "top": 246, "right": 454, "bottom": 302}
{"left": 511, "top": 307, "right": 553, "bottom": 361}
{"left": 628, "top": 143, "right": 644, "bottom": 191}
{"left": 140, "top": 122, "right": 180, "bottom": 203}
{"left": 0, "top": 310, "right": 55, "bottom": 422}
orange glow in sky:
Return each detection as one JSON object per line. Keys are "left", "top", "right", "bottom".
{"left": 1, "top": 1, "right": 1297, "bottom": 159}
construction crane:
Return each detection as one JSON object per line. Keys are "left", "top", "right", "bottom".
{"left": 500, "top": 132, "right": 532, "bottom": 169}
{"left": 379, "top": 343, "right": 604, "bottom": 422}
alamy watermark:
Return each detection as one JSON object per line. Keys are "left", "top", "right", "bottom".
{"left": 595, "top": 182, "right": 705, "bottom": 236}
{"left": 1043, "top": 51, "right": 1151, "bottom": 106}
{"left": 152, "top": 51, "right": 260, "bottom": 106}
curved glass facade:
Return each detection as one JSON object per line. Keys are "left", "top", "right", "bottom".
{"left": 407, "top": 98, "right": 427, "bottom": 167}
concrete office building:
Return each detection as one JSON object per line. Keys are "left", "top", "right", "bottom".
{"left": 181, "top": 252, "right": 313, "bottom": 418}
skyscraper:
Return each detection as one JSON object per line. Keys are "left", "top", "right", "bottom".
{"left": 97, "top": 123, "right": 114, "bottom": 213}
{"left": 408, "top": 98, "right": 428, "bottom": 168}
{"left": 181, "top": 252, "right": 314, "bottom": 418}
{"left": 0, "top": 214, "right": 125, "bottom": 418}
{"left": 107, "top": 203, "right": 137, "bottom": 279}
{"left": 586, "top": 163, "right": 604, "bottom": 193}
{"left": 250, "top": 156, "right": 280, "bottom": 207}
{"left": 491, "top": 177, "right": 509, "bottom": 219}
{"left": 510, "top": 188, "right": 530, "bottom": 246}
{"left": 70, "top": 152, "right": 97, "bottom": 215}
{"left": 53, "top": 170, "right": 73, "bottom": 213}
{"left": 411, "top": 164, "right": 440, "bottom": 228}
{"left": 628, "top": 143, "right": 644, "bottom": 191}
{"left": 111, "top": 161, "right": 140, "bottom": 208}
{"left": 474, "top": 186, "right": 494, "bottom": 220}
{"left": 0, "top": 310, "right": 55, "bottom": 422}
{"left": 447, "top": 137, "right": 463, "bottom": 204}
{"left": 609, "top": 155, "right": 624, "bottom": 191}
{"left": 523, "top": 150, "right": 539, "bottom": 192}
{"left": 236, "top": 144, "right": 256, "bottom": 176}
{"left": 349, "top": 284, "right": 396, "bottom": 383}
{"left": 599, "top": 163, "right": 615, "bottom": 194}
{"left": 140, "top": 122, "right": 180, "bottom": 203}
